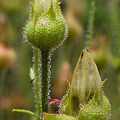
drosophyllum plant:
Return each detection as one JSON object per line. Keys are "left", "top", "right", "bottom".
{"left": 13, "top": 0, "right": 111, "bottom": 120}
{"left": 13, "top": 0, "right": 67, "bottom": 119}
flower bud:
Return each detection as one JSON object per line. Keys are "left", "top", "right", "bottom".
{"left": 69, "top": 49, "right": 102, "bottom": 117}
{"left": 25, "top": 0, "right": 67, "bottom": 50}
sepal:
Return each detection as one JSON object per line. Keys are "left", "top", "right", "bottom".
{"left": 60, "top": 81, "right": 71, "bottom": 115}
{"left": 78, "top": 81, "right": 111, "bottom": 120}
{"left": 43, "top": 113, "right": 77, "bottom": 120}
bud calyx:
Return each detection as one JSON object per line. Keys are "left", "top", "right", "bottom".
{"left": 25, "top": 0, "right": 67, "bottom": 50}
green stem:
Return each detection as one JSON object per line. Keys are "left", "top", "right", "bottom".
{"left": 41, "top": 49, "right": 49, "bottom": 112}
{"left": 111, "top": 0, "right": 120, "bottom": 57}
{"left": 33, "top": 48, "right": 50, "bottom": 118}
{"left": 33, "top": 49, "right": 42, "bottom": 120}
{"left": 85, "top": 0, "right": 95, "bottom": 50}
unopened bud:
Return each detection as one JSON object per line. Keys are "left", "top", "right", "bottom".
{"left": 69, "top": 49, "right": 102, "bottom": 116}
{"left": 25, "top": 0, "right": 67, "bottom": 50}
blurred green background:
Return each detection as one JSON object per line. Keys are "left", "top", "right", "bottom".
{"left": 0, "top": 0, "right": 120, "bottom": 120}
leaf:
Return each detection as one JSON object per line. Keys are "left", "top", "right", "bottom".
{"left": 60, "top": 81, "right": 71, "bottom": 115}
{"left": 43, "top": 113, "right": 77, "bottom": 120}
{"left": 12, "top": 109, "right": 37, "bottom": 117}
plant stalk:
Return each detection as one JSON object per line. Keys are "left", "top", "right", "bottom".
{"left": 41, "top": 49, "right": 49, "bottom": 112}
{"left": 33, "top": 49, "right": 42, "bottom": 120}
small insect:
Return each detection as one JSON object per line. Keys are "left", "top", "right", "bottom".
{"left": 30, "top": 79, "right": 34, "bottom": 83}
{"left": 30, "top": 67, "right": 35, "bottom": 83}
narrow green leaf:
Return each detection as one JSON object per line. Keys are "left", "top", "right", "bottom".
{"left": 60, "top": 81, "right": 71, "bottom": 115}
{"left": 12, "top": 109, "right": 37, "bottom": 117}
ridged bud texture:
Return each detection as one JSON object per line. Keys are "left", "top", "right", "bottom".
{"left": 69, "top": 49, "right": 102, "bottom": 116}
{"left": 25, "top": 1, "right": 67, "bottom": 50}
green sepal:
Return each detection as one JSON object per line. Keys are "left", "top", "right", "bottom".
{"left": 40, "top": 1, "right": 56, "bottom": 20}
{"left": 93, "top": 80, "right": 108, "bottom": 105}
{"left": 43, "top": 113, "right": 77, "bottom": 120}
{"left": 12, "top": 109, "right": 37, "bottom": 117}
{"left": 55, "top": 0, "right": 59, "bottom": 10}
{"left": 78, "top": 89, "right": 111, "bottom": 120}
{"left": 92, "top": 89, "right": 103, "bottom": 105}
{"left": 60, "top": 81, "right": 70, "bottom": 115}
{"left": 29, "top": 1, "right": 35, "bottom": 19}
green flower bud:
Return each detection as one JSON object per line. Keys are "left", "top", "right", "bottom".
{"left": 69, "top": 49, "right": 102, "bottom": 117}
{"left": 78, "top": 89, "right": 111, "bottom": 120}
{"left": 25, "top": 0, "right": 67, "bottom": 50}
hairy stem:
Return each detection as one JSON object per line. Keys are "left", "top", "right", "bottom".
{"left": 85, "top": 0, "right": 95, "bottom": 50}
{"left": 41, "top": 49, "right": 49, "bottom": 112}
{"left": 33, "top": 49, "right": 42, "bottom": 120}
{"left": 111, "top": 0, "right": 120, "bottom": 57}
